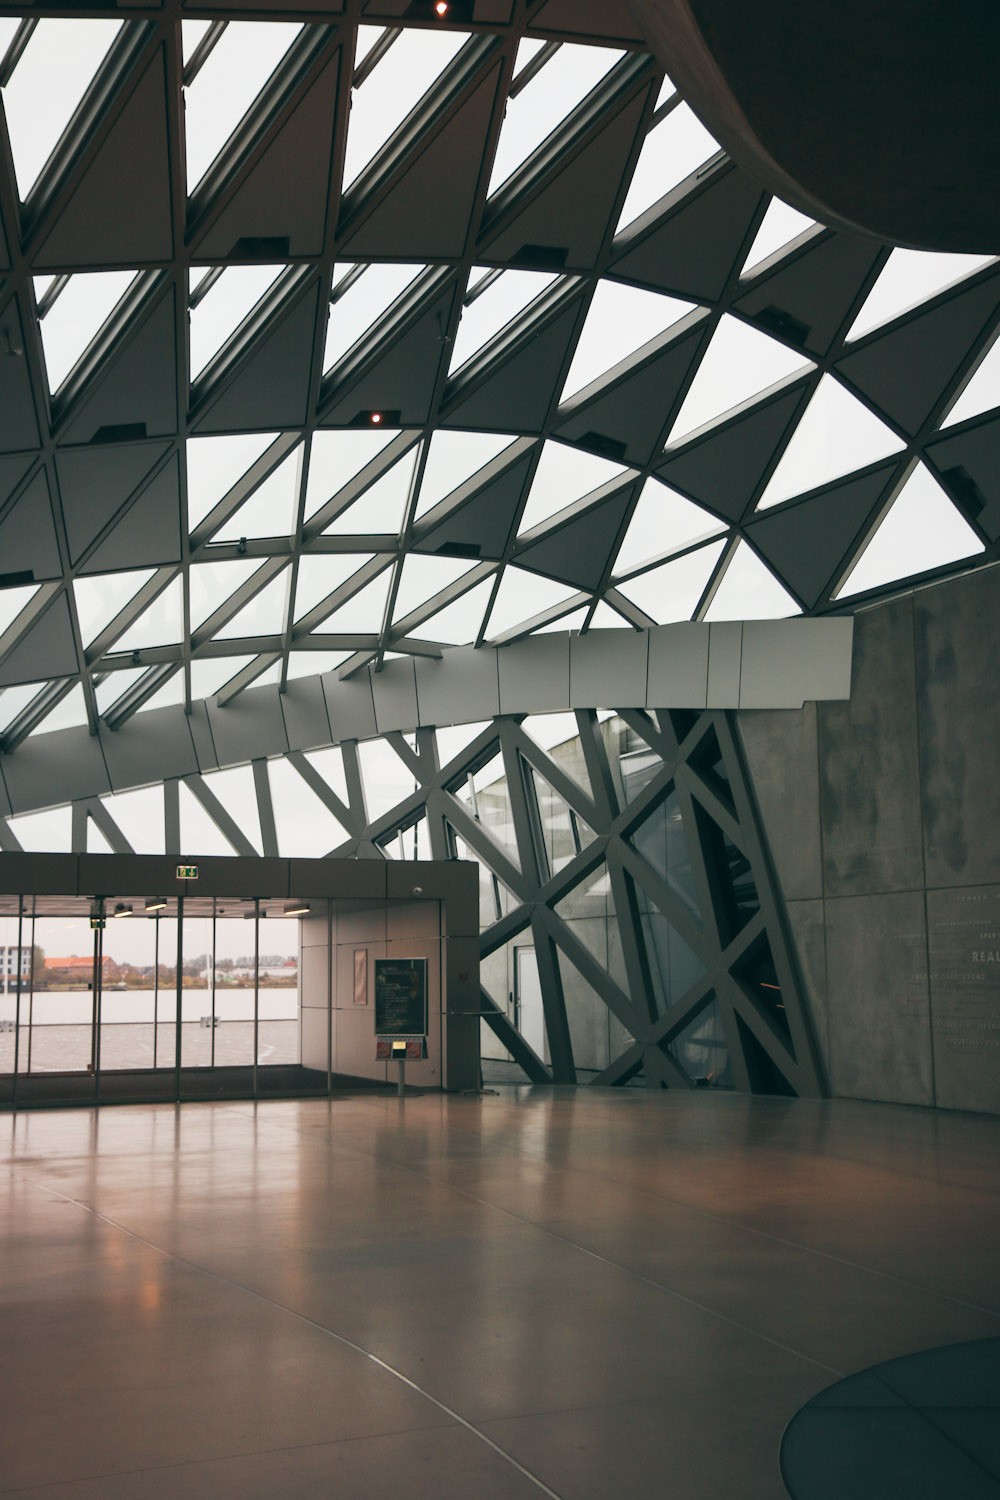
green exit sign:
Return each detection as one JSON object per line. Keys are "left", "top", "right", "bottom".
{"left": 176, "top": 864, "right": 199, "bottom": 880}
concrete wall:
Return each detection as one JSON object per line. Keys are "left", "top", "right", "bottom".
{"left": 738, "top": 565, "right": 1000, "bottom": 1115}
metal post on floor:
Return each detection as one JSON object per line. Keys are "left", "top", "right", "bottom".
{"left": 175, "top": 896, "right": 184, "bottom": 1104}
{"left": 11, "top": 909, "right": 23, "bottom": 1116}
{"left": 252, "top": 900, "right": 260, "bottom": 1100}
{"left": 397, "top": 1056, "right": 405, "bottom": 1099}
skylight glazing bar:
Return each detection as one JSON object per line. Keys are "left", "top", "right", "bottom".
{"left": 182, "top": 20, "right": 227, "bottom": 88}
{"left": 352, "top": 26, "right": 401, "bottom": 89}
{"left": 0, "top": 19, "right": 36, "bottom": 89}
{"left": 508, "top": 39, "right": 560, "bottom": 98}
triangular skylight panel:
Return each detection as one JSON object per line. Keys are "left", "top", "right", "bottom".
{"left": 183, "top": 21, "right": 304, "bottom": 190}
{"left": 190, "top": 655, "right": 255, "bottom": 700}
{"left": 414, "top": 432, "right": 520, "bottom": 519}
{"left": 0, "top": 682, "right": 45, "bottom": 734}
{"left": 115, "top": 576, "right": 184, "bottom": 652}
{"left": 616, "top": 539, "right": 726, "bottom": 622}
{"left": 358, "top": 738, "right": 421, "bottom": 823}
{"left": 758, "top": 375, "right": 906, "bottom": 508}
{"left": 189, "top": 559, "right": 263, "bottom": 631}
{"left": 0, "top": 584, "right": 39, "bottom": 641}
{"left": 95, "top": 667, "right": 146, "bottom": 715}
{"left": 836, "top": 464, "right": 984, "bottom": 599}
{"left": 212, "top": 448, "right": 300, "bottom": 543}
{"left": 86, "top": 818, "right": 114, "bottom": 855}
{"left": 323, "top": 263, "right": 427, "bottom": 372}
{"left": 268, "top": 757, "right": 347, "bottom": 858}
{"left": 303, "top": 429, "right": 400, "bottom": 520}
{"left": 99, "top": 787, "right": 163, "bottom": 855}
{"left": 343, "top": 26, "right": 469, "bottom": 190}
{"left": 449, "top": 269, "right": 558, "bottom": 374}
{"left": 588, "top": 600, "right": 632, "bottom": 628}
{"left": 942, "top": 333, "right": 1000, "bottom": 427}
{"left": 485, "top": 567, "right": 579, "bottom": 638}
{"left": 201, "top": 765, "right": 262, "bottom": 853}
{"left": 561, "top": 281, "right": 695, "bottom": 401}
{"left": 616, "top": 104, "right": 720, "bottom": 233}
{"left": 412, "top": 576, "right": 496, "bottom": 645}
{"left": 2, "top": 19, "right": 123, "bottom": 198}
{"left": 35, "top": 272, "right": 138, "bottom": 392}
{"left": 178, "top": 780, "right": 237, "bottom": 856}
{"left": 135, "top": 673, "right": 185, "bottom": 716}
{"left": 517, "top": 440, "right": 628, "bottom": 535}
{"left": 7, "top": 804, "right": 72, "bottom": 849}
{"left": 487, "top": 41, "right": 625, "bottom": 196}
{"left": 31, "top": 683, "right": 88, "bottom": 737}
{"left": 703, "top": 541, "right": 800, "bottom": 619}
{"left": 668, "top": 315, "right": 813, "bottom": 443}
{"left": 391, "top": 556, "right": 477, "bottom": 625}
{"left": 536, "top": 605, "right": 591, "bottom": 633}
{"left": 186, "top": 433, "right": 279, "bottom": 531}
{"left": 613, "top": 477, "right": 725, "bottom": 576}
{"left": 74, "top": 569, "right": 154, "bottom": 647}
{"left": 190, "top": 264, "right": 285, "bottom": 380}
{"left": 286, "top": 650, "right": 350, "bottom": 680}
{"left": 303, "top": 745, "right": 350, "bottom": 803}
{"left": 214, "top": 571, "right": 289, "bottom": 640}
{"left": 323, "top": 447, "right": 417, "bottom": 535}
{"left": 741, "top": 198, "right": 817, "bottom": 276}
{"left": 293, "top": 555, "right": 375, "bottom": 623}
{"left": 312, "top": 571, "right": 391, "bottom": 634}
{"left": 847, "top": 249, "right": 996, "bottom": 342}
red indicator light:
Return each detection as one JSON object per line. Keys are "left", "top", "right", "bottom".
{"left": 371, "top": 411, "right": 382, "bottom": 424}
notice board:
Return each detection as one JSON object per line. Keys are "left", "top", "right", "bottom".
{"left": 374, "top": 957, "right": 427, "bottom": 1036}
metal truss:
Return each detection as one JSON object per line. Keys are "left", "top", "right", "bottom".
{"left": 1, "top": 1, "right": 999, "bottom": 753}
{"left": 31, "top": 707, "right": 824, "bottom": 1096}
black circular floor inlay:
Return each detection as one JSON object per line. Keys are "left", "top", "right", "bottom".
{"left": 780, "top": 1338, "right": 1000, "bottom": 1499}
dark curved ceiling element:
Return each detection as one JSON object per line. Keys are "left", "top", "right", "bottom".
{"left": 629, "top": 0, "right": 1000, "bottom": 252}
{"left": 0, "top": 0, "right": 998, "bottom": 751}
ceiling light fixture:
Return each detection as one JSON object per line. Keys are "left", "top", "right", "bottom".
{"left": 284, "top": 903, "right": 311, "bottom": 916}
{"left": 112, "top": 903, "right": 133, "bottom": 918}
{"left": 145, "top": 898, "right": 167, "bottom": 913}
{"left": 434, "top": 2, "right": 449, "bottom": 14}
{"left": 370, "top": 411, "right": 382, "bottom": 424}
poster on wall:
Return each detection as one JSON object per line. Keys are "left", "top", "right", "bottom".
{"left": 374, "top": 957, "right": 427, "bottom": 1036}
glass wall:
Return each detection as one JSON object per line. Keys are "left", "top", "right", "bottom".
{"left": 0, "top": 896, "right": 303, "bottom": 1106}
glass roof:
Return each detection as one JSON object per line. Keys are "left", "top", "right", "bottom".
{"left": 0, "top": 7, "right": 995, "bottom": 747}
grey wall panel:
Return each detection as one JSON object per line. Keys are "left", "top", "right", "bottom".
{"left": 415, "top": 645, "right": 500, "bottom": 726}
{"left": 825, "top": 891, "right": 932, "bottom": 1107}
{"left": 646, "top": 623, "right": 709, "bottom": 707}
{"left": 370, "top": 657, "right": 419, "bottom": 734}
{"left": 280, "top": 676, "right": 331, "bottom": 753}
{"left": 0, "top": 851, "right": 79, "bottom": 894}
{"left": 739, "top": 618, "right": 854, "bottom": 708}
{"left": 101, "top": 704, "right": 199, "bottom": 791}
{"left": 322, "top": 669, "right": 377, "bottom": 741}
{"left": 569, "top": 630, "right": 648, "bottom": 709}
{"left": 291, "top": 859, "right": 386, "bottom": 900}
{"left": 706, "top": 622, "right": 742, "bottom": 707}
{"left": 386, "top": 900, "right": 441, "bottom": 940}
{"left": 207, "top": 684, "right": 288, "bottom": 766}
{"left": 300, "top": 1004, "right": 329, "bottom": 1071}
{"left": 186, "top": 700, "right": 218, "bottom": 772}
{"left": 785, "top": 898, "right": 829, "bottom": 1082}
{"left": 915, "top": 567, "right": 1000, "bottom": 889}
{"left": 817, "top": 597, "right": 923, "bottom": 897}
{"left": 498, "top": 633, "right": 570, "bottom": 713}
{"left": 926, "top": 884, "right": 1000, "bottom": 1114}
{"left": 738, "top": 702, "right": 822, "bottom": 901}
{"left": 4, "top": 727, "right": 110, "bottom": 813}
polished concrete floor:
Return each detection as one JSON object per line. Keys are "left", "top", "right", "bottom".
{"left": 1, "top": 1088, "right": 998, "bottom": 1499}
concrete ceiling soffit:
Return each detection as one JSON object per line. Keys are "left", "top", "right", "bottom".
{"left": 629, "top": 0, "right": 1000, "bottom": 251}
{"left": 442, "top": 293, "right": 583, "bottom": 431}
{"left": 555, "top": 319, "right": 708, "bottom": 467}
{"left": 0, "top": 468, "right": 62, "bottom": 581}
{"left": 656, "top": 383, "right": 809, "bottom": 522}
{"left": 745, "top": 461, "right": 901, "bottom": 608}
{"left": 925, "top": 414, "right": 1000, "bottom": 543}
{"left": 32, "top": 52, "right": 173, "bottom": 269}
{"left": 609, "top": 162, "right": 765, "bottom": 302}
{"left": 340, "top": 63, "right": 504, "bottom": 260}
{"left": 479, "top": 79, "right": 654, "bottom": 273}
{"left": 55, "top": 285, "right": 178, "bottom": 446}
{"left": 835, "top": 272, "right": 1000, "bottom": 437}
{"left": 0, "top": 592, "right": 78, "bottom": 689}
{"left": 733, "top": 230, "right": 887, "bottom": 360}
{"left": 320, "top": 281, "right": 458, "bottom": 428}
{"left": 514, "top": 484, "right": 636, "bottom": 590}
{"left": 80, "top": 454, "right": 182, "bottom": 575}
{"left": 192, "top": 275, "right": 321, "bottom": 432}
{"left": 414, "top": 448, "right": 536, "bottom": 560}
{"left": 55, "top": 441, "right": 170, "bottom": 565}
{"left": 193, "top": 47, "right": 342, "bottom": 260}
{"left": 0, "top": 297, "right": 42, "bottom": 451}
{"left": 529, "top": 0, "right": 645, "bottom": 44}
